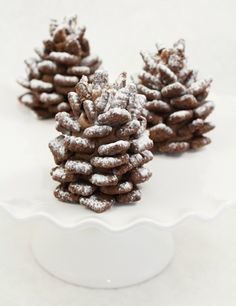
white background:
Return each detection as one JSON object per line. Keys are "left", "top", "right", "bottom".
{"left": 0, "top": 0, "right": 236, "bottom": 305}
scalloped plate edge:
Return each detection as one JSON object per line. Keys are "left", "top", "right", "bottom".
{"left": 0, "top": 199, "right": 235, "bottom": 232}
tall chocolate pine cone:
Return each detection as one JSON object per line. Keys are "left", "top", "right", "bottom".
{"left": 18, "top": 16, "right": 101, "bottom": 119}
{"left": 49, "top": 70, "right": 153, "bottom": 213}
{"left": 137, "top": 39, "right": 215, "bottom": 154}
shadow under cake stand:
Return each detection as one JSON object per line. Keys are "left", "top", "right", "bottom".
{"left": 0, "top": 96, "right": 235, "bottom": 288}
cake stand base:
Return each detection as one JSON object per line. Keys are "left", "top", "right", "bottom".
{"left": 31, "top": 221, "right": 174, "bottom": 289}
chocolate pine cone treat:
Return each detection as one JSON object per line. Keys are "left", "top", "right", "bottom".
{"left": 137, "top": 39, "right": 215, "bottom": 154}
{"left": 49, "top": 70, "right": 153, "bottom": 213}
{"left": 18, "top": 16, "right": 101, "bottom": 119}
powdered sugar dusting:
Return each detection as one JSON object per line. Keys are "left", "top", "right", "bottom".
{"left": 49, "top": 135, "right": 68, "bottom": 162}
{"left": 131, "top": 132, "right": 153, "bottom": 153}
{"left": 48, "top": 52, "right": 80, "bottom": 65}
{"left": 30, "top": 79, "right": 53, "bottom": 92}
{"left": 90, "top": 174, "right": 118, "bottom": 186}
{"left": 194, "top": 101, "right": 214, "bottom": 118}
{"left": 55, "top": 112, "right": 80, "bottom": 133}
{"left": 169, "top": 110, "right": 192, "bottom": 121}
{"left": 79, "top": 195, "right": 114, "bottom": 213}
{"left": 69, "top": 182, "right": 95, "bottom": 196}
{"left": 65, "top": 160, "right": 92, "bottom": 175}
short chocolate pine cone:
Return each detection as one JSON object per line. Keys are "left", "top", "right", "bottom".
{"left": 18, "top": 16, "right": 101, "bottom": 119}
{"left": 49, "top": 70, "right": 153, "bottom": 213}
{"left": 137, "top": 39, "right": 215, "bottom": 154}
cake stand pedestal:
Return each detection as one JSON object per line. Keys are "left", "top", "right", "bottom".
{"left": 31, "top": 221, "right": 174, "bottom": 288}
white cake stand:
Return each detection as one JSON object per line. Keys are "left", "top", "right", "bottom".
{"left": 0, "top": 94, "right": 235, "bottom": 288}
